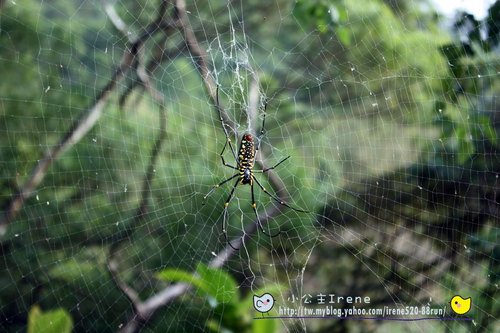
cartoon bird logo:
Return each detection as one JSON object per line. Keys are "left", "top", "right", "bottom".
{"left": 253, "top": 293, "right": 275, "bottom": 316}
{"left": 450, "top": 295, "right": 471, "bottom": 315}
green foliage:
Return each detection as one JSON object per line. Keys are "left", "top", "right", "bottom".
{"left": 28, "top": 305, "right": 73, "bottom": 333}
{"left": 486, "top": 1, "right": 500, "bottom": 45}
{"left": 436, "top": 5, "right": 500, "bottom": 164}
{"left": 157, "top": 263, "right": 237, "bottom": 304}
{"left": 158, "top": 264, "right": 285, "bottom": 333}
{"left": 294, "top": 0, "right": 350, "bottom": 44}
{"left": 293, "top": 0, "right": 334, "bottom": 34}
{"left": 434, "top": 103, "right": 498, "bottom": 164}
{"left": 206, "top": 284, "right": 285, "bottom": 333}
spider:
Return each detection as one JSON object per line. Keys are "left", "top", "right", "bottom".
{"left": 204, "top": 86, "right": 309, "bottom": 249}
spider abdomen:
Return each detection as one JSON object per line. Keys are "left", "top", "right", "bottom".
{"left": 239, "top": 134, "right": 255, "bottom": 184}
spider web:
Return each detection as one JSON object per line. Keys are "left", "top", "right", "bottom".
{"left": 0, "top": 0, "right": 498, "bottom": 332}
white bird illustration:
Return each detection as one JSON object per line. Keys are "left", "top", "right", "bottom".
{"left": 253, "top": 293, "right": 275, "bottom": 316}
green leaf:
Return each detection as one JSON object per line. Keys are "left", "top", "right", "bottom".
{"left": 28, "top": 305, "right": 73, "bottom": 333}
{"left": 156, "top": 268, "right": 206, "bottom": 291}
{"left": 156, "top": 264, "right": 238, "bottom": 304}
{"left": 47, "top": 251, "right": 107, "bottom": 286}
{"left": 196, "top": 263, "right": 238, "bottom": 304}
{"left": 455, "top": 126, "right": 475, "bottom": 164}
{"left": 477, "top": 115, "right": 497, "bottom": 144}
{"left": 336, "top": 26, "right": 351, "bottom": 46}
{"left": 293, "top": 0, "right": 334, "bottom": 34}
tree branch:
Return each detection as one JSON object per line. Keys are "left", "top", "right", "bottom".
{"left": 102, "top": 0, "right": 131, "bottom": 41}
{"left": 108, "top": 258, "right": 141, "bottom": 307}
{"left": 119, "top": 42, "right": 186, "bottom": 109}
{"left": 102, "top": 0, "right": 172, "bottom": 319}
{"left": 134, "top": 42, "right": 169, "bottom": 219}
{"left": 174, "top": 0, "right": 237, "bottom": 135}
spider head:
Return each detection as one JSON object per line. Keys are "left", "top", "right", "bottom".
{"left": 243, "top": 133, "right": 253, "bottom": 142}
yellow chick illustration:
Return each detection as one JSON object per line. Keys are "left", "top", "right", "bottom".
{"left": 450, "top": 295, "right": 471, "bottom": 315}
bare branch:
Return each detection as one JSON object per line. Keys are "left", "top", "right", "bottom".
{"left": 134, "top": 43, "right": 169, "bottom": 219}
{"left": 102, "top": 0, "right": 131, "bottom": 41}
{"left": 247, "top": 75, "right": 261, "bottom": 130}
{"left": 103, "top": 1, "right": 172, "bottom": 317}
{"left": 108, "top": 258, "right": 141, "bottom": 307}
{"left": 108, "top": 101, "right": 168, "bottom": 316}
{"left": 119, "top": 42, "right": 186, "bottom": 109}
{"left": 174, "top": 0, "right": 237, "bottom": 135}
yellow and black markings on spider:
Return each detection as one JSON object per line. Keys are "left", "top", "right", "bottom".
{"left": 203, "top": 86, "right": 309, "bottom": 250}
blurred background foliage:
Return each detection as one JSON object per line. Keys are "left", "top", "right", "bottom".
{"left": 0, "top": 0, "right": 498, "bottom": 332}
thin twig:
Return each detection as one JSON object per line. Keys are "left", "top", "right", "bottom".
{"left": 102, "top": 0, "right": 132, "bottom": 41}
{"left": 134, "top": 42, "right": 169, "bottom": 219}
{"left": 103, "top": 0, "right": 171, "bottom": 316}
{"left": 119, "top": 43, "right": 186, "bottom": 109}
{"left": 118, "top": 3, "right": 185, "bottom": 110}
{"left": 174, "top": 0, "right": 237, "bottom": 135}
{"left": 108, "top": 258, "right": 141, "bottom": 307}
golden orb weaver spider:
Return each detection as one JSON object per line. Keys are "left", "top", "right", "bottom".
{"left": 204, "top": 86, "right": 309, "bottom": 249}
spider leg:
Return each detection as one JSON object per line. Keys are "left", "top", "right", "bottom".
{"left": 258, "top": 101, "right": 267, "bottom": 139}
{"left": 219, "top": 139, "right": 238, "bottom": 170}
{"left": 251, "top": 179, "right": 281, "bottom": 238}
{"left": 216, "top": 85, "right": 238, "bottom": 162}
{"left": 254, "top": 156, "right": 291, "bottom": 173}
{"left": 203, "top": 173, "right": 239, "bottom": 203}
{"left": 256, "top": 100, "right": 267, "bottom": 149}
{"left": 252, "top": 175, "right": 310, "bottom": 213}
{"left": 222, "top": 178, "right": 242, "bottom": 250}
